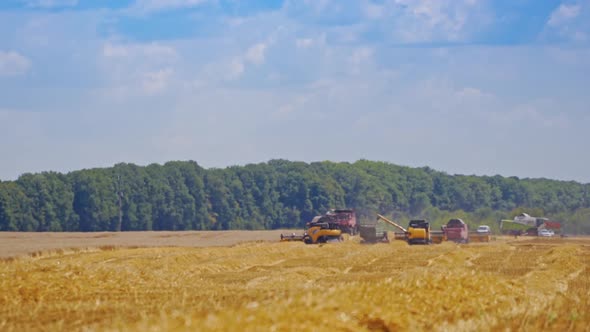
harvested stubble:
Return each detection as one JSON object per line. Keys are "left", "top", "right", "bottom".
{"left": 1, "top": 237, "right": 589, "bottom": 331}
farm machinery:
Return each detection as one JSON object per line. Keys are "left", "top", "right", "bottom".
{"left": 361, "top": 214, "right": 492, "bottom": 245}
{"left": 406, "top": 219, "right": 433, "bottom": 245}
{"left": 280, "top": 221, "right": 343, "bottom": 244}
{"left": 500, "top": 213, "right": 561, "bottom": 236}
{"left": 441, "top": 218, "right": 468, "bottom": 243}
{"left": 439, "top": 218, "right": 491, "bottom": 243}
{"left": 360, "top": 214, "right": 432, "bottom": 245}
{"left": 302, "top": 223, "right": 343, "bottom": 244}
{"left": 280, "top": 209, "right": 354, "bottom": 244}
{"left": 310, "top": 209, "right": 357, "bottom": 235}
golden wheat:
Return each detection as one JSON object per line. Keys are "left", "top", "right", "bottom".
{"left": 1, "top": 236, "right": 588, "bottom": 331}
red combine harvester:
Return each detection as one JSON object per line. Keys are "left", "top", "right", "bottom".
{"left": 429, "top": 219, "right": 491, "bottom": 244}
{"left": 442, "top": 218, "right": 469, "bottom": 243}
{"left": 309, "top": 209, "right": 358, "bottom": 235}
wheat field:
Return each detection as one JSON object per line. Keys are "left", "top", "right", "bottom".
{"left": 1, "top": 233, "right": 589, "bottom": 331}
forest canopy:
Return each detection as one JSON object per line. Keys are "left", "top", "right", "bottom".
{"left": 1, "top": 160, "right": 589, "bottom": 234}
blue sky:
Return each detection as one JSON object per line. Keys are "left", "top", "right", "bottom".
{"left": 1, "top": 0, "right": 589, "bottom": 182}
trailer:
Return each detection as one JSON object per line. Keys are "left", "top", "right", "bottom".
{"left": 358, "top": 224, "right": 389, "bottom": 243}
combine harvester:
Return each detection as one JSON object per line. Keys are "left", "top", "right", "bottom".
{"left": 310, "top": 209, "right": 358, "bottom": 235}
{"left": 440, "top": 218, "right": 467, "bottom": 243}
{"left": 441, "top": 219, "right": 492, "bottom": 243}
{"left": 280, "top": 222, "right": 343, "bottom": 244}
{"left": 500, "top": 213, "right": 561, "bottom": 236}
{"left": 360, "top": 214, "right": 432, "bottom": 245}
{"left": 280, "top": 209, "right": 355, "bottom": 244}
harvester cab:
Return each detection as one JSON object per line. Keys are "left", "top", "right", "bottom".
{"left": 407, "top": 219, "right": 431, "bottom": 245}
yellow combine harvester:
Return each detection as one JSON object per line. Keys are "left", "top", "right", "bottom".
{"left": 374, "top": 214, "right": 432, "bottom": 245}
{"left": 303, "top": 223, "right": 343, "bottom": 244}
{"left": 406, "top": 219, "right": 432, "bottom": 245}
{"left": 280, "top": 222, "right": 343, "bottom": 244}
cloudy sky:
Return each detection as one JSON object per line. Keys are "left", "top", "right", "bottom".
{"left": 0, "top": 0, "right": 589, "bottom": 182}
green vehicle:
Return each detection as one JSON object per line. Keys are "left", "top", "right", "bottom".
{"left": 500, "top": 213, "right": 561, "bottom": 236}
{"left": 500, "top": 219, "right": 532, "bottom": 235}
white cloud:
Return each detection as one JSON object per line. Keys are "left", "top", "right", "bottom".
{"left": 349, "top": 47, "right": 373, "bottom": 65}
{"left": 455, "top": 87, "right": 492, "bottom": 100}
{"left": 396, "top": 0, "right": 477, "bottom": 41}
{"left": 363, "top": 2, "right": 385, "bottom": 19}
{"left": 99, "top": 42, "right": 180, "bottom": 97}
{"left": 199, "top": 57, "right": 245, "bottom": 83}
{"left": 131, "top": 0, "right": 209, "bottom": 13}
{"left": 544, "top": 2, "right": 589, "bottom": 43}
{"left": 283, "top": 0, "right": 492, "bottom": 43}
{"left": 296, "top": 38, "right": 314, "bottom": 49}
{"left": 0, "top": 51, "right": 31, "bottom": 76}
{"left": 548, "top": 4, "right": 581, "bottom": 27}
{"left": 102, "top": 42, "right": 177, "bottom": 61}
{"left": 295, "top": 34, "right": 327, "bottom": 49}
{"left": 141, "top": 68, "right": 174, "bottom": 95}
{"left": 287, "top": 0, "right": 332, "bottom": 14}
{"left": 2, "top": 4, "right": 590, "bottom": 182}
{"left": 25, "top": 0, "right": 78, "bottom": 8}
{"left": 360, "top": 0, "right": 492, "bottom": 43}
{"left": 244, "top": 43, "right": 267, "bottom": 65}
{"left": 227, "top": 59, "right": 245, "bottom": 80}
{"left": 213, "top": 42, "right": 268, "bottom": 81}
{"left": 103, "top": 43, "right": 129, "bottom": 57}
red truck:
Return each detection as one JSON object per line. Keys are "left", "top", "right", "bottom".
{"left": 310, "top": 209, "right": 357, "bottom": 235}
{"left": 442, "top": 218, "right": 469, "bottom": 243}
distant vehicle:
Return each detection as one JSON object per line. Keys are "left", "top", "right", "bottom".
{"left": 539, "top": 229, "right": 553, "bottom": 237}
{"left": 476, "top": 225, "right": 491, "bottom": 234}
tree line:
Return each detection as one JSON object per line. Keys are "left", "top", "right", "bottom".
{"left": 1, "top": 160, "right": 589, "bottom": 234}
